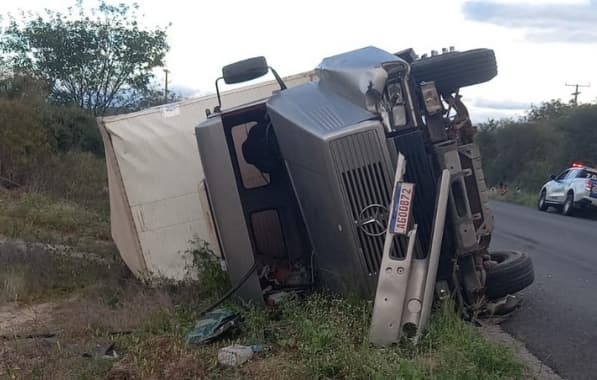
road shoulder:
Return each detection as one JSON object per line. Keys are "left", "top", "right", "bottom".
{"left": 481, "top": 323, "right": 562, "bottom": 380}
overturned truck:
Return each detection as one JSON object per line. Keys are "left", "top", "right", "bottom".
{"left": 196, "top": 46, "right": 534, "bottom": 343}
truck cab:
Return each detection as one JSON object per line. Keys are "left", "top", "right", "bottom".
{"left": 195, "top": 46, "right": 530, "bottom": 323}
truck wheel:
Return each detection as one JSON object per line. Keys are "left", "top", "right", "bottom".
{"left": 562, "top": 192, "right": 575, "bottom": 216}
{"left": 485, "top": 250, "right": 534, "bottom": 300}
{"left": 537, "top": 190, "right": 548, "bottom": 211}
{"left": 410, "top": 49, "right": 497, "bottom": 93}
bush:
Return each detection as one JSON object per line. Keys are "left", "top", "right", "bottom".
{"left": 0, "top": 71, "right": 105, "bottom": 199}
{"left": 0, "top": 99, "right": 52, "bottom": 183}
{"left": 42, "top": 104, "right": 103, "bottom": 156}
{"left": 476, "top": 100, "right": 597, "bottom": 191}
{"left": 26, "top": 151, "right": 108, "bottom": 209}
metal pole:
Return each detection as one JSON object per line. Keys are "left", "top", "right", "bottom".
{"left": 565, "top": 82, "right": 590, "bottom": 105}
{"left": 164, "top": 69, "right": 170, "bottom": 102}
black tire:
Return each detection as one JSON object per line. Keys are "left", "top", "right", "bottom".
{"left": 410, "top": 49, "right": 497, "bottom": 93}
{"left": 537, "top": 190, "right": 548, "bottom": 211}
{"left": 562, "top": 192, "right": 575, "bottom": 216}
{"left": 485, "top": 250, "right": 534, "bottom": 299}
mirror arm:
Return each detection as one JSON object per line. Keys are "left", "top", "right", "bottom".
{"left": 269, "top": 66, "right": 287, "bottom": 90}
{"left": 215, "top": 76, "right": 223, "bottom": 111}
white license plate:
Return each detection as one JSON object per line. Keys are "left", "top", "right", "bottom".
{"left": 389, "top": 182, "right": 415, "bottom": 235}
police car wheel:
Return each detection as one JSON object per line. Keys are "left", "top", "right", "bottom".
{"left": 537, "top": 190, "right": 548, "bottom": 211}
{"left": 562, "top": 192, "right": 575, "bottom": 216}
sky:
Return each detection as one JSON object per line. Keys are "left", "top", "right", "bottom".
{"left": 3, "top": 0, "right": 597, "bottom": 122}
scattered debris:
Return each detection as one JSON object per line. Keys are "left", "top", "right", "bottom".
{"left": 0, "top": 176, "right": 20, "bottom": 190}
{"left": 64, "top": 342, "right": 119, "bottom": 359}
{"left": 258, "top": 262, "right": 312, "bottom": 291}
{"left": 486, "top": 295, "right": 520, "bottom": 316}
{"left": 0, "top": 332, "right": 56, "bottom": 341}
{"left": 186, "top": 308, "right": 239, "bottom": 345}
{"left": 217, "top": 344, "right": 261, "bottom": 367}
{"left": 266, "top": 291, "right": 290, "bottom": 306}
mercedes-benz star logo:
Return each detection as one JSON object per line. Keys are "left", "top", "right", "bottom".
{"left": 356, "top": 204, "right": 388, "bottom": 237}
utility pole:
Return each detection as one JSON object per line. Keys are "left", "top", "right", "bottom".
{"left": 163, "top": 68, "right": 170, "bottom": 102}
{"left": 565, "top": 82, "right": 590, "bottom": 105}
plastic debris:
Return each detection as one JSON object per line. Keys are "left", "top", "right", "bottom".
{"left": 186, "top": 308, "right": 239, "bottom": 345}
{"left": 266, "top": 291, "right": 290, "bottom": 306}
{"left": 217, "top": 344, "right": 261, "bottom": 367}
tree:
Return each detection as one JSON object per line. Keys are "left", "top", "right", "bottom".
{"left": 0, "top": 1, "right": 170, "bottom": 115}
{"left": 526, "top": 99, "right": 573, "bottom": 122}
{"left": 106, "top": 85, "right": 183, "bottom": 115}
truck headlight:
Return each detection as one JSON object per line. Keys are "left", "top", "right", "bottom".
{"left": 381, "top": 79, "right": 407, "bottom": 130}
{"left": 420, "top": 81, "right": 443, "bottom": 115}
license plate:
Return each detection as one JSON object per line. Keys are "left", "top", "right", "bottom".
{"left": 389, "top": 182, "right": 415, "bottom": 235}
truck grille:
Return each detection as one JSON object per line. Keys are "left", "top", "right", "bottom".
{"left": 331, "top": 130, "right": 404, "bottom": 274}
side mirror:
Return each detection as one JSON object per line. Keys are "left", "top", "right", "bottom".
{"left": 213, "top": 56, "right": 287, "bottom": 113}
{"left": 550, "top": 174, "right": 556, "bottom": 181}
{"left": 222, "top": 56, "right": 269, "bottom": 84}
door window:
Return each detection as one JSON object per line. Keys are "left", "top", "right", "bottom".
{"left": 565, "top": 169, "right": 580, "bottom": 180}
{"left": 231, "top": 122, "right": 271, "bottom": 189}
{"left": 556, "top": 170, "right": 569, "bottom": 180}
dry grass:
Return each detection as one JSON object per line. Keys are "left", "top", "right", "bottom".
{"left": 0, "top": 190, "right": 112, "bottom": 249}
{"left": 0, "top": 241, "right": 123, "bottom": 303}
{"left": 488, "top": 188, "right": 537, "bottom": 208}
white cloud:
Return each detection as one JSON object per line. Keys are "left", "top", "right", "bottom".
{"left": 474, "top": 98, "right": 531, "bottom": 110}
{"left": 462, "top": 1, "right": 597, "bottom": 42}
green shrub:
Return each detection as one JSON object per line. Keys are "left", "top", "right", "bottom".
{"left": 26, "top": 151, "right": 108, "bottom": 209}
{"left": 477, "top": 100, "right": 597, "bottom": 192}
{"left": 0, "top": 99, "right": 52, "bottom": 182}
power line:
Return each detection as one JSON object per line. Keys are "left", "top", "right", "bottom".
{"left": 565, "top": 82, "right": 590, "bottom": 105}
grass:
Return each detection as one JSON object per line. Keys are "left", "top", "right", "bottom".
{"left": 101, "top": 250, "right": 526, "bottom": 379}
{"left": 0, "top": 244, "right": 127, "bottom": 303}
{"left": 0, "top": 191, "right": 528, "bottom": 379}
{"left": 488, "top": 188, "right": 537, "bottom": 208}
{"left": 0, "top": 188, "right": 121, "bottom": 303}
{"left": 0, "top": 190, "right": 111, "bottom": 245}
{"left": 0, "top": 272, "right": 529, "bottom": 380}
{"left": 96, "top": 292, "right": 525, "bottom": 380}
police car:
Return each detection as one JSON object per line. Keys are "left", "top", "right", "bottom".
{"left": 538, "top": 162, "right": 597, "bottom": 215}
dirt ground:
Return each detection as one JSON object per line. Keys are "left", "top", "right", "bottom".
{"left": 0, "top": 240, "right": 303, "bottom": 380}
{"left": 0, "top": 292, "right": 305, "bottom": 380}
{"left": 0, "top": 281, "right": 177, "bottom": 379}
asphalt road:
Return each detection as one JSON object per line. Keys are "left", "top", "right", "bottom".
{"left": 489, "top": 201, "right": 597, "bottom": 380}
